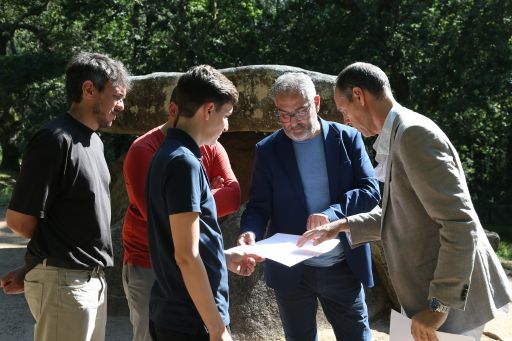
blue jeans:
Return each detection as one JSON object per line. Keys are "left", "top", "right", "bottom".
{"left": 274, "top": 261, "right": 370, "bottom": 341}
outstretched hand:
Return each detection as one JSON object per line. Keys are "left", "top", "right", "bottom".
{"left": 224, "top": 247, "right": 264, "bottom": 276}
{"left": 296, "top": 218, "right": 349, "bottom": 247}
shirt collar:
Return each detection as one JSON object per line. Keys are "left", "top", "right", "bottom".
{"left": 167, "top": 128, "right": 202, "bottom": 158}
{"left": 373, "top": 104, "right": 400, "bottom": 156}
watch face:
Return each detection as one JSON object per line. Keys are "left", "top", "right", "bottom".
{"left": 430, "top": 298, "right": 449, "bottom": 313}
{"left": 430, "top": 298, "right": 439, "bottom": 311}
{"left": 431, "top": 299, "right": 439, "bottom": 311}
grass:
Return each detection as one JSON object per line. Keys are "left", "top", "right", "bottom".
{"left": 485, "top": 224, "right": 512, "bottom": 270}
{"left": 497, "top": 241, "right": 512, "bottom": 270}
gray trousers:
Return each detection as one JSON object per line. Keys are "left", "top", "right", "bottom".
{"left": 122, "top": 264, "right": 155, "bottom": 341}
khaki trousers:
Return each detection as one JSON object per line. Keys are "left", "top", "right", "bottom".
{"left": 24, "top": 262, "right": 107, "bottom": 341}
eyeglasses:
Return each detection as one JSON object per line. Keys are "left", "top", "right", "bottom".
{"left": 276, "top": 102, "right": 312, "bottom": 123}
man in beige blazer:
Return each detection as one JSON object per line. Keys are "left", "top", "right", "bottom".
{"left": 298, "top": 62, "right": 512, "bottom": 341}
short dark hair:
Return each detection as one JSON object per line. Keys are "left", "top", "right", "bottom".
{"left": 170, "top": 87, "right": 177, "bottom": 102}
{"left": 65, "top": 52, "right": 131, "bottom": 104}
{"left": 174, "top": 65, "right": 238, "bottom": 118}
{"left": 335, "top": 62, "right": 391, "bottom": 100}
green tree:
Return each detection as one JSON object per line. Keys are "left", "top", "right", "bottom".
{"left": 0, "top": 0, "right": 510, "bottom": 204}
{"left": 1, "top": 2, "right": 53, "bottom": 170}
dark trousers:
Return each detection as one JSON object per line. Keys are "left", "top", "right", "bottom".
{"left": 149, "top": 320, "right": 209, "bottom": 341}
{"left": 274, "top": 261, "right": 370, "bottom": 341}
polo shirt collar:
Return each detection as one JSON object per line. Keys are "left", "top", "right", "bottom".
{"left": 167, "top": 128, "right": 202, "bottom": 158}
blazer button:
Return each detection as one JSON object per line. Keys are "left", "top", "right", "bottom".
{"left": 460, "top": 284, "right": 469, "bottom": 300}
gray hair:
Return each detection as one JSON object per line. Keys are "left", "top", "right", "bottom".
{"left": 271, "top": 72, "right": 316, "bottom": 101}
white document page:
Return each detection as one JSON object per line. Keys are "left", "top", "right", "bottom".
{"left": 390, "top": 309, "right": 474, "bottom": 341}
{"left": 236, "top": 233, "right": 340, "bottom": 267}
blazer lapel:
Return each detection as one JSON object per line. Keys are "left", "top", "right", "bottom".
{"left": 321, "top": 119, "right": 338, "bottom": 197}
{"left": 274, "top": 131, "right": 308, "bottom": 211}
{"left": 381, "top": 113, "right": 402, "bottom": 223}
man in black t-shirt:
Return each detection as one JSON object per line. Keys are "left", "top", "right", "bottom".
{"left": 1, "top": 52, "right": 130, "bottom": 341}
{"left": 146, "top": 65, "right": 260, "bottom": 341}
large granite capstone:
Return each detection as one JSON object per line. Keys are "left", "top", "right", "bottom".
{"left": 104, "top": 65, "right": 342, "bottom": 135}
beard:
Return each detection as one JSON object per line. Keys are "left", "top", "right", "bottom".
{"left": 284, "top": 122, "right": 317, "bottom": 141}
{"left": 92, "top": 101, "right": 113, "bottom": 129}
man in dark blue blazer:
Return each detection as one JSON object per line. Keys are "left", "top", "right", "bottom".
{"left": 238, "top": 72, "right": 380, "bottom": 341}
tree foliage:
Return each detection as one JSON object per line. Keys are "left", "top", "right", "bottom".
{"left": 0, "top": 0, "right": 511, "bottom": 203}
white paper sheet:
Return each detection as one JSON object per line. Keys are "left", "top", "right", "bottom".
{"left": 390, "top": 309, "right": 474, "bottom": 341}
{"left": 233, "top": 233, "right": 340, "bottom": 267}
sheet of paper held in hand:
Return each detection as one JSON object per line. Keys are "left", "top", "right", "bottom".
{"left": 390, "top": 310, "right": 473, "bottom": 341}
{"left": 235, "top": 233, "right": 340, "bottom": 267}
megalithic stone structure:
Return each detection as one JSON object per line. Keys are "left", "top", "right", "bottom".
{"left": 103, "top": 65, "right": 342, "bottom": 135}
{"left": 105, "top": 65, "right": 398, "bottom": 340}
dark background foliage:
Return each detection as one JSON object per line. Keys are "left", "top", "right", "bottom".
{"left": 1, "top": 0, "right": 511, "bottom": 206}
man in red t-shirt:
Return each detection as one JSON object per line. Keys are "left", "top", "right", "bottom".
{"left": 122, "top": 93, "right": 241, "bottom": 341}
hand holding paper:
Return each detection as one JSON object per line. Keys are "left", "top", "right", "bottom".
{"left": 390, "top": 310, "right": 473, "bottom": 341}
{"left": 232, "top": 233, "right": 340, "bottom": 267}
{"left": 224, "top": 247, "right": 264, "bottom": 276}
{"left": 411, "top": 308, "right": 448, "bottom": 341}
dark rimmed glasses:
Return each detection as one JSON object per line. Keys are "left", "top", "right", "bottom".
{"left": 275, "top": 102, "right": 312, "bottom": 123}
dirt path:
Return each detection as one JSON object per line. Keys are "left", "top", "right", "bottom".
{"left": 1, "top": 206, "right": 510, "bottom": 341}
{"left": 0, "top": 207, "right": 132, "bottom": 341}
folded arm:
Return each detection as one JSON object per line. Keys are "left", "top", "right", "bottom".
{"left": 123, "top": 144, "right": 155, "bottom": 221}
{"left": 206, "top": 143, "right": 241, "bottom": 218}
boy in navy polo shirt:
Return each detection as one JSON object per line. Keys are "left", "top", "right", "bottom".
{"left": 146, "top": 65, "right": 259, "bottom": 341}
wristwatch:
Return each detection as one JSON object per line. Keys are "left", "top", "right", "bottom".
{"left": 429, "top": 298, "right": 450, "bottom": 313}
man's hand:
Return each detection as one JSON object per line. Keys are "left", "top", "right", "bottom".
{"left": 225, "top": 247, "right": 264, "bottom": 276}
{"left": 306, "top": 213, "right": 329, "bottom": 230}
{"left": 296, "top": 218, "right": 349, "bottom": 247}
{"left": 210, "top": 176, "right": 225, "bottom": 190}
{"left": 411, "top": 309, "right": 448, "bottom": 341}
{"left": 236, "top": 231, "right": 256, "bottom": 246}
{"left": 1, "top": 265, "right": 27, "bottom": 294}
